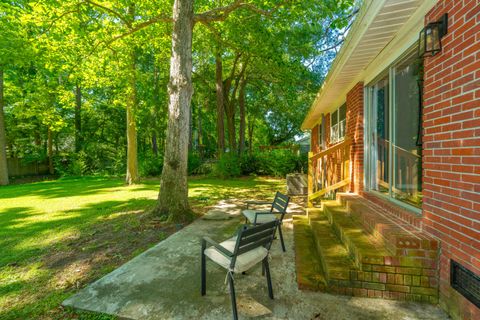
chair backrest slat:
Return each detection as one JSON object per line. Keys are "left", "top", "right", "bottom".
{"left": 237, "top": 237, "right": 273, "bottom": 255}
{"left": 269, "top": 192, "right": 290, "bottom": 218}
{"left": 242, "top": 220, "right": 278, "bottom": 236}
{"left": 241, "top": 228, "right": 274, "bottom": 245}
{"left": 230, "top": 220, "right": 278, "bottom": 269}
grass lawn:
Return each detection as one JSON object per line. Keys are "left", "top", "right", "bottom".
{"left": 0, "top": 175, "right": 284, "bottom": 319}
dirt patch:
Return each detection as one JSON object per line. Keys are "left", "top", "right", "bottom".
{"left": 34, "top": 208, "right": 183, "bottom": 319}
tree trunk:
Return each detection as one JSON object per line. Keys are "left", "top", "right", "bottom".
{"left": 223, "top": 55, "right": 245, "bottom": 153}
{"left": 125, "top": 49, "right": 139, "bottom": 185}
{"left": 225, "top": 102, "right": 236, "bottom": 151}
{"left": 0, "top": 68, "right": 8, "bottom": 185}
{"left": 188, "top": 102, "right": 193, "bottom": 151}
{"left": 75, "top": 83, "right": 82, "bottom": 152}
{"left": 155, "top": 0, "right": 194, "bottom": 222}
{"left": 197, "top": 103, "right": 203, "bottom": 158}
{"left": 238, "top": 77, "right": 246, "bottom": 156}
{"left": 47, "top": 127, "right": 54, "bottom": 175}
{"left": 152, "top": 132, "right": 158, "bottom": 156}
{"left": 248, "top": 120, "right": 254, "bottom": 155}
{"left": 215, "top": 51, "right": 225, "bottom": 156}
{"left": 152, "top": 55, "right": 161, "bottom": 157}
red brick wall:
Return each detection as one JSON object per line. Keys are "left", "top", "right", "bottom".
{"left": 325, "top": 113, "right": 331, "bottom": 147}
{"left": 311, "top": 124, "right": 320, "bottom": 154}
{"left": 346, "top": 82, "right": 365, "bottom": 193}
{"left": 422, "top": 1, "right": 480, "bottom": 319}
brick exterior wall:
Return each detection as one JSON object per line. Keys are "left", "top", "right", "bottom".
{"left": 311, "top": 124, "right": 320, "bottom": 154}
{"left": 422, "top": 1, "right": 480, "bottom": 319}
{"left": 346, "top": 82, "right": 365, "bottom": 194}
{"left": 325, "top": 113, "right": 331, "bottom": 146}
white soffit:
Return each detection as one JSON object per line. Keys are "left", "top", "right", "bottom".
{"left": 302, "top": 0, "right": 427, "bottom": 130}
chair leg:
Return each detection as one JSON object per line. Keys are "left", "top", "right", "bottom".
{"left": 263, "top": 258, "right": 274, "bottom": 299}
{"left": 201, "top": 246, "right": 206, "bottom": 296}
{"left": 228, "top": 272, "right": 238, "bottom": 320}
{"left": 278, "top": 224, "right": 286, "bottom": 252}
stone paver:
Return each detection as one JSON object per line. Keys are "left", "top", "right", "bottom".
{"left": 63, "top": 199, "right": 449, "bottom": 320}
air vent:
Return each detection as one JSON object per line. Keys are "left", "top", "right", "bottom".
{"left": 451, "top": 260, "right": 480, "bottom": 308}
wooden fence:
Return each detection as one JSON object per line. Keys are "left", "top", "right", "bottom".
{"left": 7, "top": 158, "right": 50, "bottom": 177}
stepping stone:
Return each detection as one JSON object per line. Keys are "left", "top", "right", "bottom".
{"left": 237, "top": 295, "right": 271, "bottom": 317}
{"left": 203, "top": 210, "right": 232, "bottom": 220}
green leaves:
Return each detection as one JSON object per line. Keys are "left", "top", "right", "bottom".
{"left": 2, "top": 0, "right": 355, "bottom": 174}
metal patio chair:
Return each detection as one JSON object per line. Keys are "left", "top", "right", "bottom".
{"left": 201, "top": 220, "right": 279, "bottom": 320}
{"left": 242, "top": 192, "right": 290, "bottom": 252}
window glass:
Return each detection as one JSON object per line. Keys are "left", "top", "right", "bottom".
{"left": 339, "top": 104, "right": 346, "bottom": 122}
{"left": 330, "top": 105, "right": 346, "bottom": 144}
{"left": 373, "top": 77, "right": 390, "bottom": 195}
{"left": 331, "top": 110, "right": 338, "bottom": 126}
{"left": 366, "top": 49, "right": 423, "bottom": 209}
{"left": 392, "top": 54, "right": 422, "bottom": 207}
{"left": 317, "top": 123, "right": 323, "bottom": 150}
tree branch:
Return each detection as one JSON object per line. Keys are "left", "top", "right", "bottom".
{"left": 84, "top": 0, "right": 129, "bottom": 25}
{"left": 194, "top": 0, "right": 289, "bottom": 23}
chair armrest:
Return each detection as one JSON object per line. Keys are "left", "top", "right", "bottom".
{"left": 254, "top": 211, "right": 273, "bottom": 215}
{"left": 252, "top": 211, "right": 273, "bottom": 224}
{"left": 246, "top": 200, "right": 272, "bottom": 209}
{"left": 202, "top": 237, "right": 234, "bottom": 258}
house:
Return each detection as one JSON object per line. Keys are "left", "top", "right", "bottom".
{"left": 295, "top": 134, "right": 311, "bottom": 154}
{"left": 298, "top": 1, "right": 479, "bottom": 319}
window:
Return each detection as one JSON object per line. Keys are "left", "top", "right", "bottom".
{"left": 331, "top": 104, "right": 346, "bottom": 144}
{"left": 366, "top": 49, "right": 423, "bottom": 209}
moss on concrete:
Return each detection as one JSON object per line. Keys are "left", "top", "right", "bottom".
{"left": 293, "top": 216, "right": 327, "bottom": 290}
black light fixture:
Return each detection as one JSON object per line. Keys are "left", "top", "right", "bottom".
{"left": 418, "top": 13, "right": 448, "bottom": 57}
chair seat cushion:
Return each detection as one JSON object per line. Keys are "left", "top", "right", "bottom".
{"left": 242, "top": 210, "right": 277, "bottom": 224}
{"left": 204, "top": 237, "right": 268, "bottom": 273}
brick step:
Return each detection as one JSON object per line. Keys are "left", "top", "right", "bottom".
{"left": 292, "top": 215, "right": 327, "bottom": 291}
{"left": 337, "top": 193, "right": 439, "bottom": 261}
{"left": 321, "top": 201, "right": 392, "bottom": 269}
{"left": 294, "top": 212, "right": 439, "bottom": 303}
{"left": 309, "top": 215, "right": 357, "bottom": 282}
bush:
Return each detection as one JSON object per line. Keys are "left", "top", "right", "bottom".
{"left": 192, "top": 159, "right": 216, "bottom": 175}
{"left": 214, "top": 153, "right": 241, "bottom": 178}
{"left": 239, "top": 153, "right": 260, "bottom": 175}
{"left": 188, "top": 152, "right": 202, "bottom": 175}
{"left": 239, "top": 149, "right": 307, "bottom": 177}
{"left": 139, "top": 153, "right": 163, "bottom": 177}
{"left": 54, "top": 152, "right": 88, "bottom": 176}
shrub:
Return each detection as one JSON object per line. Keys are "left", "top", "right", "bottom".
{"left": 215, "top": 153, "right": 241, "bottom": 178}
{"left": 54, "top": 152, "right": 88, "bottom": 176}
{"left": 239, "top": 153, "right": 260, "bottom": 175}
{"left": 192, "top": 159, "right": 216, "bottom": 175}
{"left": 239, "top": 149, "right": 307, "bottom": 177}
{"left": 188, "top": 152, "right": 202, "bottom": 175}
{"left": 139, "top": 153, "right": 163, "bottom": 177}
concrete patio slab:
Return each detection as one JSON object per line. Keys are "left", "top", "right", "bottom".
{"left": 63, "top": 199, "right": 449, "bottom": 320}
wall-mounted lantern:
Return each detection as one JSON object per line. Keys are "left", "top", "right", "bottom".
{"left": 418, "top": 13, "right": 448, "bottom": 57}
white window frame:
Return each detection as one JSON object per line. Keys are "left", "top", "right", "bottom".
{"left": 364, "top": 47, "right": 422, "bottom": 214}
{"left": 330, "top": 104, "right": 346, "bottom": 144}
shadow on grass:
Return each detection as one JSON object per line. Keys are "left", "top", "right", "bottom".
{"left": 0, "top": 176, "right": 126, "bottom": 200}
{"left": 0, "top": 198, "right": 164, "bottom": 320}
{"left": 0, "top": 198, "right": 157, "bottom": 267}
{"left": 0, "top": 176, "right": 285, "bottom": 319}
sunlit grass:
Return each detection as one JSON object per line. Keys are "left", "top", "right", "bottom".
{"left": 0, "top": 175, "right": 284, "bottom": 319}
